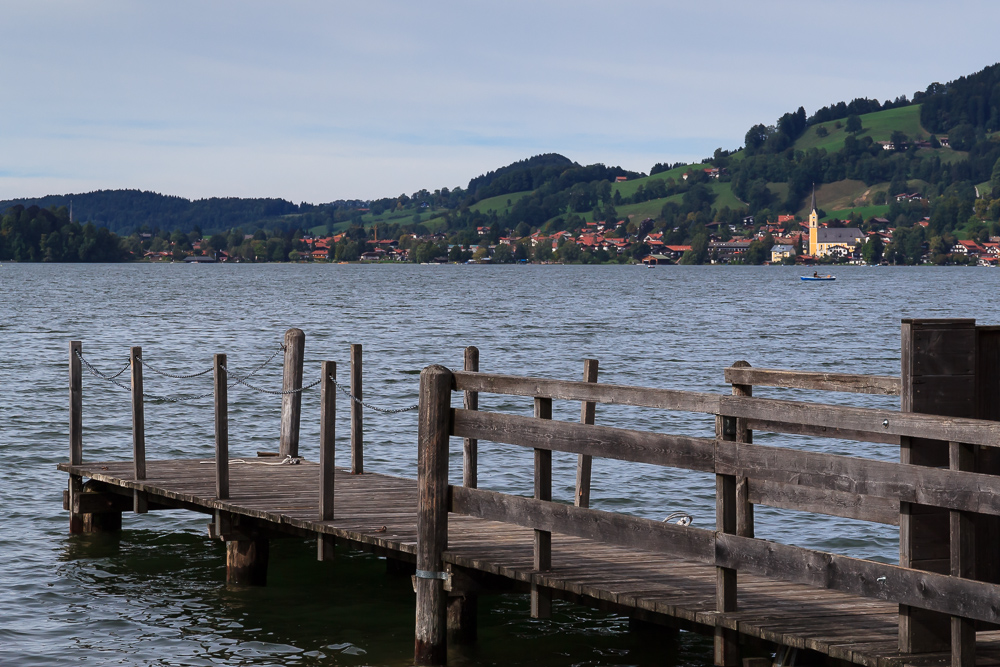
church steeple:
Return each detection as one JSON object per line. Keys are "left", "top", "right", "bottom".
{"left": 810, "top": 184, "right": 817, "bottom": 214}
{"left": 808, "top": 183, "right": 819, "bottom": 256}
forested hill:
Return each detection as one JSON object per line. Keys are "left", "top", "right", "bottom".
{"left": 0, "top": 190, "right": 302, "bottom": 236}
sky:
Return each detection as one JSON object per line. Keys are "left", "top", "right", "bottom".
{"left": 2, "top": 1, "right": 998, "bottom": 204}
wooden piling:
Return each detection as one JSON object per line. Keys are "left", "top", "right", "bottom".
{"left": 574, "top": 358, "right": 598, "bottom": 508}
{"left": 531, "top": 396, "right": 553, "bottom": 619}
{"left": 279, "top": 328, "right": 305, "bottom": 458}
{"left": 898, "top": 319, "right": 977, "bottom": 654}
{"left": 414, "top": 365, "right": 452, "bottom": 666}
{"left": 215, "top": 353, "right": 229, "bottom": 500}
{"left": 130, "top": 347, "right": 148, "bottom": 513}
{"left": 226, "top": 539, "right": 269, "bottom": 586}
{"left": 69, "top": 340, "right": 84, "bottom": 534}
{"left": 950, "top": 440, "right": 976, "bottom": 667}
{"left": 318, "top": 360, "right": 336, "bottom": 561}
{"left": 462, "top": 346, "right": 479, "bottom": 489}
{"left": 350, "top": 343, "right": 363, "bottom": 474}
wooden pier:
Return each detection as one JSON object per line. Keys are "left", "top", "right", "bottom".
{"left": 60, "top": 319, "right": 1000, "bottom": 667}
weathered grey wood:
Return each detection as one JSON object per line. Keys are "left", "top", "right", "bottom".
{"left": 575, "top": 359, "right": 598, "bottom": 509}
{"left": 950, "top": 441, "right": 975, "bottom": 667}
{"left": 452, "top": 409, "right": 716, "bottom": 471}
{"left": 730, "top": 361, "right": 753, "bottom": 541}
{"left": 723, "top": 367, "right": 900, "bottom": 395}
{"left": 744, "top": 417, "right": 901, "bottom": 446}
{"left": 532, "top": 396, "right": 553, "bottom": 619}
{"left": 226, "top": 539, "right": 269, "bottom": 585}
{"left": 319, "top": 361, "right": 336, "bottom": 522}
{"left": 720, "top": 395, "right": 1000, "bottom": 447}
{"left": 415, "top": 365, "right": 452, "bottom": 666}
{"left": 975, "top": 326, "right": 1000, "bottom": 592}
{"left": 279, "top": 328, "right": 305, "bottom": 458}
{"left": 898, "top": 319, "right": 977, "bottom": 655}
{"left": 449, "top": 486, "right": 715, "bottom": 563}
{"left": 130, "top": 347, "right": 146, "bottom": 482}
{"left": 453, "top": 370, "right": 721, "bottom": 414}
{"left": 716, "top": 440, "right": 1000, "bottom": 516}
{"left": 215, "top": 353, "right": 229, "bottom": 500}
{"left": 715, "top": 363, "right": 744, "bottom": 667}
{"left": 714, "top": 532, "right": 1000, "bottom": 624}
{"left": 463, "top": 346, "right": 479, "bottom": 489}
{"left": 69, "top": 341, "right": 82, "bottom": 466}
{"left": 748, "top": 480, "right": 900, "bottom": 525}
{"left": 447, "top": 595, "right": 478, "bottom": 644}
{"left": 351, "top": 343, "right": 363, "bottom": 475}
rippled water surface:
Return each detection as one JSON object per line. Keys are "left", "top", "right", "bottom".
{"left": 2, "top": 263, "right": 998, "bottom": 665}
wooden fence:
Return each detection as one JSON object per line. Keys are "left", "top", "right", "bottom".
{"left": 414, "top": 322, "right": 1000, "bottom": 667}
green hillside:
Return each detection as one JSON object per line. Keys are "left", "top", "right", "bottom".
{"left": 794, "top": 105, "right": 930, "bottom": 153}
{"left": 467, "top": 190, "right": 532, "bottom": 216}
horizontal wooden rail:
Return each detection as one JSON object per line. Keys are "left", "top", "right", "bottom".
{"left": 724, "top": 367, "right": 901, "bottom": 395}
{"left": 452, "top": 371, "right": 720, "bottom": 414}
{"left": 449, "top": 488, "right": 1000, "bottom": 624}
{"left": 452, "top": 409, "right": 716, "bottom": 472}
{"left": 449, "top": 486, "right": 715, "bottom": 563}
{"left": 748, "top": 479, "right": 899, "bottom": 525}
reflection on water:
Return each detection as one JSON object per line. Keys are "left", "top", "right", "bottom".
{"left": 2, "top": 263, "right": 997, "bottom": 664}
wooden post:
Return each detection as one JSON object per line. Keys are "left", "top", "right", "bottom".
{"left": 227, "top": 539, "right": 269, "bottom": 586}
{"left": 350, "top": 343, "right": 363, "bottom": 474}
{"left": 447, "top": 594, "right": 478, "bottom": 645}
{"left": 714, "top": 359, "right": 753, "bottom": 667}
{"left": 215, "top": 353, "right": 229, "bottom": 501}
{"left": 414, "top": 364, "right": 452, "bottom": 666}
{"left": 130, "top": 347, "right": 148, "bottom": 514}
{"left": 531, "top": 396, "right": 553, "bottom": 619}
{"left": 975, "top": 326, "right": 1000, "bottom": 593}
{"left": 318, "top": 361, "right": 336, "bottom": 562}
{"left": 462, "top": 346, "right": 479, "bottom": 489}
{"left": 69, "top": 341, "right": 84, "bottom": 534}
{"left": 950, "top": 440, "right": 976, "bottom": 667}
{"left": 899, "top": 319, "right": 977, "bottom": 654}
{"left": 279, "top": 328, "right": 305, "bottom": 458}
{"left": 575, "top": 359, "right": 598, "bottom": 508}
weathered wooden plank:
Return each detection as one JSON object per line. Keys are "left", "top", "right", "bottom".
{"left": 716, "top": 440, "right": 1000, "bottom": 517}
{"left": 462, "top": 346, "right": 479, "bottom": 489}
{"left": 745, "top": 418, "right": 901, "bottom": 446}
{"left": 452, "top": 371, "right": 720, "bottom": 414}
{"left": 748, "top": 479, "right": 900, "bottom": 526}
{"left": 720, "top": 395, "right": 1000, "bottom": 447}
{"left": 715, "top": 533, "right": 1000, "bottom": 624}
{"left": 532, "top": 396, "right": 552, "bottom": 619}
{"left": 452, "top": 409, "right": 716, "bottom": 471}
{"left": 449, "top": 486, "right": 715, "bottom": 564}
{"left": 279, "top": 328, "right": 305, "bottom": 458}
{"left": 350, "top": 343, "right": 363, "bottom": 474}
{"left": 723, "top": 367, "right": 900, "bottom": 395}
{"left": 950, "top": 440, "right": 976, "bottom": 667}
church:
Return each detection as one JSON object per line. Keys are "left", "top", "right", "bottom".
{"left": 807, "top": 187, "right": 865, "bottom": 258}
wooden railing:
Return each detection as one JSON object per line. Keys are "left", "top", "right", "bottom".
{"left": 413, "top": 364, "right": 1000, "bottom": 667}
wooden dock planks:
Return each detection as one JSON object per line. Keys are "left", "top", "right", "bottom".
{"left": 55, "top": 457, "right": 985, "bottom": 667}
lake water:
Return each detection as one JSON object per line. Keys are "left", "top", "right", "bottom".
{"left": 2, "top": 263, "right": 998, "bottom": 666}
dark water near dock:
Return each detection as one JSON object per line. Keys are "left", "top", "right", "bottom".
{"left": 2, "top": 263, "right": 998, "bottom": 666}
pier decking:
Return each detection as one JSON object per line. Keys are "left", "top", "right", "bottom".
{"left": 60, "top": 457, "right": 1000, "bottom": 667}
{"left": 60, "top": 319, "right": 1000, "bottom": 667}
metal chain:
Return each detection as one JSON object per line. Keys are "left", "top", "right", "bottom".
{"left": 138, "top": 344, "right": 285, "bottom": 381}
{"left": 222, "top": 365, "right": 323, "bottom": 396}
{"left": 77, "top": 351, "right": 132, "bottom": 390}
{"left": 333, "top": 378, "right": 418, "bottom": 414}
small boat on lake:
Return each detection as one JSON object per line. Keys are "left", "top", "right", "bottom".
{"left": 801, "top": 274, "right": 835, "bottom": 281}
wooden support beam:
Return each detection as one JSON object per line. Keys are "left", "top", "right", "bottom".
{"left": 950, "top": 441, "right": 976, "bottom": 667}
{"left": 350, "top": 343, "right": 363, "bottom": 474}
{"left": 462, "top": 346, "right": 479, "bottom": 489}
{"left": 575, "top": 359, "right": 598, "bottom": 508}
{"left": 414, "top": 365, "right": 452, "bottom": 666}
{"left": 447, "top": 595, "right": 478, "bottom": 645}
{"left": 215, "top": 353, "right": 229, "bottom": 500}
{"left": 130, "top": 346, "right": 146, "bottom": 481}
{"left": 279, "top": 328, "right": 305, "bottom": 458}
{"left": 226, "top": 540, "right": 269, "bottom": 586}
{"left": 532, "top": 396, "right": 553, "bottom": 619}
{"left": 69, "top": 341, "right": 82, "bottom": 466}
{"left": 318, "top": 360, "right": 336, "bottom": 562}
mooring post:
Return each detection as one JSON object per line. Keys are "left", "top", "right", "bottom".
{"left": 215, "top": 353, "right": 229, "bottom": 500}
{"left": 279, "top": 328, "right": 305, "bottom": 458}
{"left": 531, "top": 395, "right": 553, "bottom": 619}
{"left": 350, "top": 343, "right": 363, "bottom": 474}
{"left": 130, "top": 346, "right": 148, "bottom": 513}
{"left": 950, "top": 440, "right": 976, "bottom": 667}
{"left": 574, "top": 358, "right": 598, "bottom": 508}
{"left": 462, "top": 346, "right": 479, "bottom": 489}
{"left": 68, "top": 340, "right": 84, "bottom": 534}
{"left": 227, "top": 539, "right": 269, "bottom": 586}
{"left": 899, "top": 319, "right": 977, "bottom": 655}
{"left": 414, "top": 365, "right": 452, "bottom": 666}
{"left": 318, "top": 360, "right": 336, "bottom": 562}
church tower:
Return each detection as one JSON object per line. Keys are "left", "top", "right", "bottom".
{"left": 808, "top": 185, "right": 819, "bottom": 256}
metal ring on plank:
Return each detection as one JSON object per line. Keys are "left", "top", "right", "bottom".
{"left": 414, "top": 569, "right": 449, "bottom": 580}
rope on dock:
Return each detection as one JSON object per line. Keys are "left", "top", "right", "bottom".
{"left": 198, "top": 455, "right": 302, "bottom": 466}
